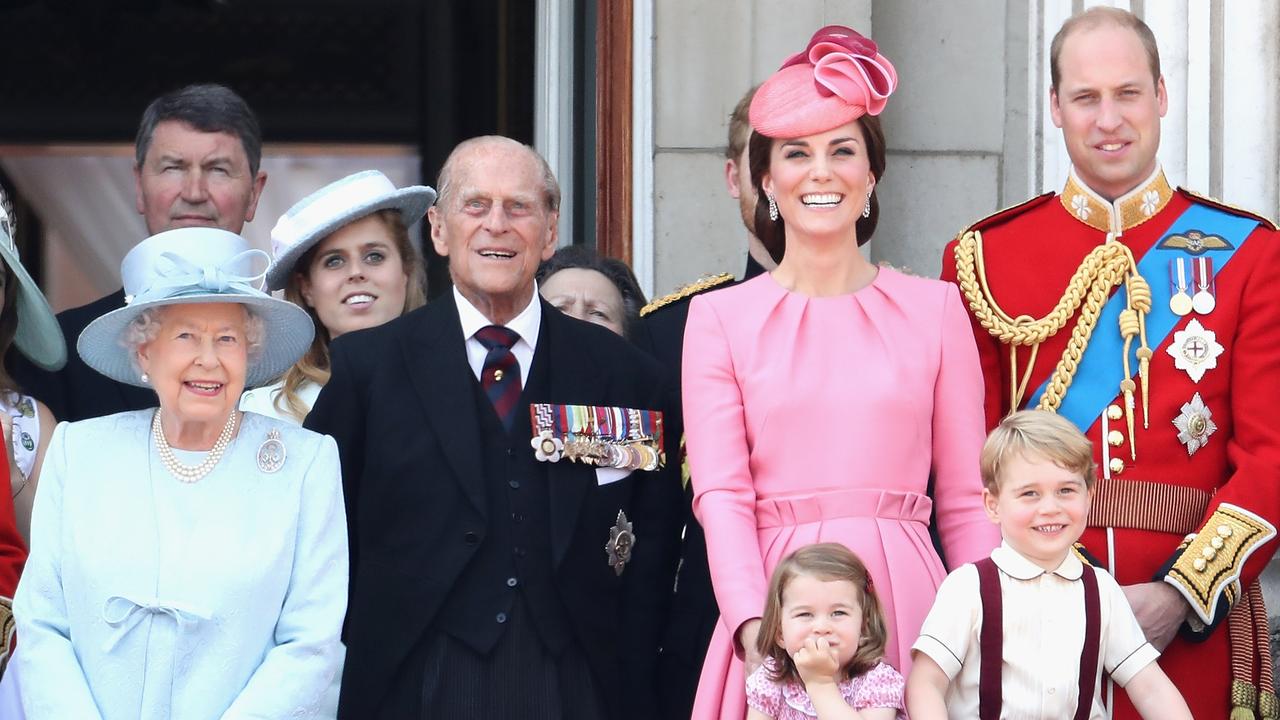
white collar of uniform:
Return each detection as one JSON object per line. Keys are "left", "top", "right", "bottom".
{"left": 991, "top": 541, "right": 1085, "bottom": 581}
{"left": 453, "top": 284, "right": 542, "bottom": 351}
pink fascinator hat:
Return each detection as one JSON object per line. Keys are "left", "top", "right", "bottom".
{"left": 749, "top": 25, "right": 898, "bottom": 138}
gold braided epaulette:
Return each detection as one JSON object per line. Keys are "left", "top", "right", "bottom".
{"left": 640, "top": 273, "right": 735, "bottom": 317}
{"left": 958, "top": 192, "right": 1056, "bottom": 235}
{"left": 1178, "top": 187, "right": 1278, "bottom": 231}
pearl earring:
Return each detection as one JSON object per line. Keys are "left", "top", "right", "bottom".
{"left": 140, "top": 372, "right": 149, "bottom": 384}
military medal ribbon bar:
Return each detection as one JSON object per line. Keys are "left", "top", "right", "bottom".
{"left": 528, "top": 403, "right": 665, "bottom": 471}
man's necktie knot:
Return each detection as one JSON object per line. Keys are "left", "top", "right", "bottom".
{"left": 475, "top": 325, "right": 520, "bottom": 353}
{"left": 475, "top": 325, "right": 522, "bottom": 429}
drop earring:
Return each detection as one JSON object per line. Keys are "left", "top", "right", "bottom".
{"left": 767, "top": 194, "right": 779, "bottom": 222}
{"left": 862, "top": 193, "right": 872, "bottom": 219}
{"left": 140, "top": 372, "right": 150, "bottom": 384}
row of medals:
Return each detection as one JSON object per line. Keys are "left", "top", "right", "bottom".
{"left": 1165, "top": 254, "right": 1221, "bottom": 459}
{"left": 562, "top": 436, "right": 662, "bottom": 472}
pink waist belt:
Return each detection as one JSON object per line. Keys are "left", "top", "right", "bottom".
{"left": 756, "top": 489, "right": 933, "bottom": 529}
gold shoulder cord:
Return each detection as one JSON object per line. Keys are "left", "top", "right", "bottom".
{"left": 954, "top": 230, "right": 1154, "bottom": 456}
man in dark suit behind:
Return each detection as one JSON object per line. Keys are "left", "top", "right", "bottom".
{"left": 306, "top": 136, "right": 682, "bottom": 719}
{"left": 11, "top": 84, "right": 267, "bottom": 421}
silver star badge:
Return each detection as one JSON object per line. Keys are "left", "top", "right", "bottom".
{"left": 1173, "top": 392, "right": 1217, "bottom": 456}
{"left": 605, "top": 510, "right": 635, "bottom": 576}
{"left": 1166, "top": 319, "right": 1224, "bottom": 383}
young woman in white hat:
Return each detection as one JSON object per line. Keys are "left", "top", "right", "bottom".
{"left": 0, "top": 191, "right": 66, "bottom": 544}
{"left": 240, "top": 170, "right": 433, "bottom": 423}
{"left": 12, "top": 227, "right": 347, "bottom": 718}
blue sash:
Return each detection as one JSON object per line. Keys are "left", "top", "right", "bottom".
{"left": 1025, "top": 203, "right": 1258, "bottom": 432}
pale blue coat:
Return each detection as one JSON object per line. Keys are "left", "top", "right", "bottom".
{"left": 13, "top": 410, "right": 347, "bottom": 719}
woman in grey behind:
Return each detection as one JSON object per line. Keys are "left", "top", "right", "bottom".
{"left": 13, "top": 227, "right": 347, "bottom": 719}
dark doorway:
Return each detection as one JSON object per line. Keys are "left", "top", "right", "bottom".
{"left": 0, "top": 0, "right": 536, "bottom": 297}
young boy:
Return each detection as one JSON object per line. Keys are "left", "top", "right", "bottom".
{"left": 905, "top": 410, "right": 1191, "bottom": 719}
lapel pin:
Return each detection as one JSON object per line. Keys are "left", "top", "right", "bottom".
{"left": 257, "top": 429, "right": 286, "bottom": 473}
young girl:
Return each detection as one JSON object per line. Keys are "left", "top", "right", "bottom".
{"left": 748, "top": 543, "right": 906, "bottom": 720}
{"left": 240, "top": 170, "right": 432, "bottom": 423}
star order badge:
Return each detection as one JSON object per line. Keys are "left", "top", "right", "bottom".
{"left": 606, "top": 510, "right": 635, "bottom": 576}
{"left": 1173, "top": 392, "right": 1217, "bottom": 456}
{"left": 256, "top": 429, "right": 286, "bottom": 474}
{"left": 1166, "top": 318, "right": 1224, "bottom": 383}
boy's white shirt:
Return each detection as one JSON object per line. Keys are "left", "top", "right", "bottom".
{"left": 912, "top": 542, "right": 1159, "bottom": 720}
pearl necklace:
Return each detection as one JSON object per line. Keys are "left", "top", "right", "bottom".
{"left": 152, "top": 408, "right": 239, "bottom": 483}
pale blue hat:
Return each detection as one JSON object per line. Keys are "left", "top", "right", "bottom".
{"left": 77, "top": 228, "right": 315, "bottom": 388}
{"left": 265, "top": 170, "right": 435, "bottom": 291}
{"left": 0, "top": 191, "right": 66, "bottom": 371}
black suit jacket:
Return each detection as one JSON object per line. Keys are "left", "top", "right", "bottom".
{"left": 8, "top": 289, "right": 155, "bottom": 421}
{"left": 306, "top": 293, "right": 682, "bottom": 719}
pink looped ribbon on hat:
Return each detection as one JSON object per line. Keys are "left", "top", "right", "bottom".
{"left": 780, "top": 25, "right": 897, "bottom": 116}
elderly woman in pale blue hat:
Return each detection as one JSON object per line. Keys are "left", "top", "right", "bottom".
{"left": 0, "top": 191, "right": 65, "bottom": 545}
{"left": 240, "top": 170, "right": 434, "bottom": 423}
{"left": 12, "top": 228, "right": 348, "bottom": 719}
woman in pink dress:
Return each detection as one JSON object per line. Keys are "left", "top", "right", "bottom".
{"left": 683, "top": 26, "right": 1000, "bottom": 719}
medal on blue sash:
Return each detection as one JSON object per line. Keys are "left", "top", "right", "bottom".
{"left": 1026, "top": 204, "right": 1258, "bottom": 435}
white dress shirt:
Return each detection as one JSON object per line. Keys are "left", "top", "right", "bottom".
{"left": 912, "top": 543, "right": 1159, "bottom": 719}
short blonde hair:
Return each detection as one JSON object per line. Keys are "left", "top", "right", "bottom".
{"left": 980, "top": 410, "right": 1096, "bottom": 492}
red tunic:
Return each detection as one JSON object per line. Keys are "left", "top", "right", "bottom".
{"left": 941, "top": 168, "right": 1280, "bottom": 719}
{"left": 0, "top": 460, "right": 21, "bottom": 597}
{"left": 0, "top": 457, "right": 25, "bottom": 667}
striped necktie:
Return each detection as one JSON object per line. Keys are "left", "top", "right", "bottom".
{"left": 474, "top": 325, "right": 522, "bottom": 429}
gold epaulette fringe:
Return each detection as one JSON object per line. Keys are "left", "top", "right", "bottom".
{"left": 640, "top": 273, "right": 735, "bottom": 317}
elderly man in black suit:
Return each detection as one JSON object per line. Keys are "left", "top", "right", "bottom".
{"left": 11, "top": 83, "right": 267, "bottom": 421}
{"left": 306, "top": 135, "right": 681, "bottom": 719}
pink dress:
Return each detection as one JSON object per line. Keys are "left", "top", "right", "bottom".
{"left": 683, "top": 269, "right": 999, "bottom": 719}
{"left": 746, "top": 660, "right": 905, "bottom": 719}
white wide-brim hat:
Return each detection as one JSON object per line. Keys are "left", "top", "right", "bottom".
{"left": 0, "top": 226, "right": 66, "bottom": 371}
{"left": 77, "top": 228, "right": 315, "bottom": 389}
{"left": 265, "top": 169, "right": 436, "bottom": 291}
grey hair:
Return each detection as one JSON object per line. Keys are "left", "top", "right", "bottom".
{"left": 134, "top": 84, "right": 263, "bottom": 176}
{"left": 122, "top": 304, "right": 266, "bottom": 373}
{"left": 435, "top": 135, "right": 561, "bottom": 213}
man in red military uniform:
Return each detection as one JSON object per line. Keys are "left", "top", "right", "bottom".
{"left": 941, "top": 7, "right": 1280, "bottom": 718}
